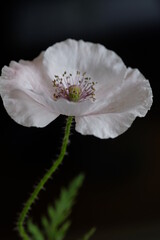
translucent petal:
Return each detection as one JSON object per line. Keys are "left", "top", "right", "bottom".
{"left": 0, "top": 53, "right": 59, "bottom": 127}
{"left": 75, "top": 113, "right": 136, "bottom": 139}
{"left": 75, "top": 68, "right": 153, "bottom": 139}
{"left": 43, "top": 39, "right": 127, "bottom": 101}
{"left": 2, "top": 90, "right": 59, "bottom": 127}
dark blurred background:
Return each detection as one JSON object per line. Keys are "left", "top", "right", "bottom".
{"left": 0, "top": 0, "right": 160, "bottom": 239}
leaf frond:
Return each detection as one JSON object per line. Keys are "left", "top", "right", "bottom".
{"left": 27, "top": 173, "right": 85, "bottom": 240}
{"left": 81, "top": 227, "right": 96, "bottom": 240}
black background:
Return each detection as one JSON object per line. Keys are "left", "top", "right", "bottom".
{"left": 0, "top": 0, "right": 160, "bottom": 239}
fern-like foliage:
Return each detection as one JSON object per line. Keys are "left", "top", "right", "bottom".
{"left": 27, "top": 220, "right": 44, "bottom": 240}
{"left": 27, "top": 174, "right": 95, "bottom": 240}
{"left": 82, "top": 227, "right": 96, "bottom": 240}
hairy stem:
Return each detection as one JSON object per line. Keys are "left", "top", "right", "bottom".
{"left": 17, "top": 116, "right": 73, "bottom": 240}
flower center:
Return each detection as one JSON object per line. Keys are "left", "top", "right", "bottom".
{"left": 52, "top": 71, "right": 96, "bottom": 102}
{"left": 68, "top": 85, "right": 81, "bottom": 102}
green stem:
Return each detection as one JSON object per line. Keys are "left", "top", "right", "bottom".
{"left": 17, "top": 116, "right": 73, "bottom": 240}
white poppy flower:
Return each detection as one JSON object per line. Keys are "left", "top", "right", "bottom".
{"left": 0, "top": 39, "right": 153, "bottom": 139}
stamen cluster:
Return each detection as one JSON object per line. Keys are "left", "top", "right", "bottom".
{"left": 52, "top": 71, "right": 96, "bottom": 102}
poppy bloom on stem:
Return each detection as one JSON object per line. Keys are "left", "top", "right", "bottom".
{"left": 0, "top": 39, "right": 153, "bottom": 138}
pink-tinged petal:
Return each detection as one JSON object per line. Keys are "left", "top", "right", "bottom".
{"left": 75, "top": 68, "right": 153, "bottom": 139}
{"left": 0, "top": 39, "right": 153, "bottom": 135}
{"left": 75, "top": 113, "right": 136, "bottom": 139}
{"left": 89, "top": 68, "right": 153, "bottom": 116}
{"left": 3, "top": 90, "right": 58, "bottom": 127}
{"left": 45, "top": 98, "right": 96, "bottom": 117}
{"left": 3, "top": 52, "right": 53, "bottom": 97}
{"left": 0, "top": 53, "right": 59, "bottom": 127}
{"left": 43, "top": 39, "right": 127, "bottom": 99}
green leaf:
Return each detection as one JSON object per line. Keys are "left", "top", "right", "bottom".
{"left": 82, "top": 227, "right": 96, "bottom": 240}
{"left": 27, "top": 174, "right": 86, "bottom": 240}
{"left": 42, "top": 173, "right": 85, "bottom": 240}
{"left": 27, "top": 219, "right": 44, "bottom": 240}
{"left": 41, "top": 216, "right": 49, "bottom": 230}
{"left": 53, "top": 220, "right": 71, "bottom": 240}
